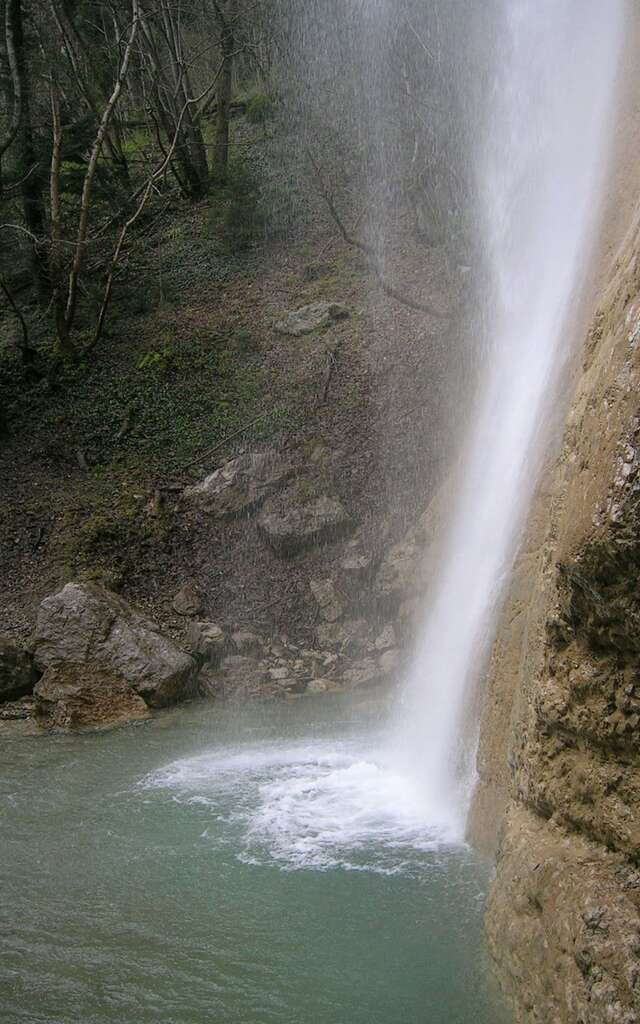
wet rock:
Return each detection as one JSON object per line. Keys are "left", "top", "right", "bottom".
{"left": 268, "top": 666, "right": 290, "bottom": 682}
{"left": 34, "top": 664, "right": 150, "bottom": 732}
{"left": 378, "top": 648, "right": 401, "bottom": 677}
{"left": 275, "top": 301, "right": 349, "bottom": 337}
{"left": 231, "top": 630, "right": 265, "bottom": 657}
{"left": 0, "top": 637, "right": 39, "bottom": 701}
{"left": 187, "top": 621, "right": 227, "bottom": 665}
{"left": 338, "top": 535, "right": 374, "bottom": 592}
{"left": 396, "top": 597, "right": 420, "bottom": 639}
{"left": 307, "top": 678, "right": 339, "bottom": 694}
{"left": 340, "top": 658, "right": 379, "bottom": 689}
{"left": 374, "top": 534, "right": 421, "bottom": 606}
{"left": 215, "top": 656, "right": 269, "bottom": 699}
{"left": 258, "top": 484, "right": 354, "bottom": 557}
{"left": 374, "top": 624, "right": 397, "bottom": 651}
{"left": 32, "top": 582, "right": 197, "bottom": 708}
{"left": 315, "top": 618, "right": 371, "bottom": 654}
{"left": 182, "top": 451, "right": 292, "bottom": 518}
{"left": 172, "top": 581, "right": 204, "bottom": 617}
{"left": 309, "top": 578, "right": 344, "bottom": 622}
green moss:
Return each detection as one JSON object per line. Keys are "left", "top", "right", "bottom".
{"left": 242, "top": 89, "right": 275, "bottom": 125}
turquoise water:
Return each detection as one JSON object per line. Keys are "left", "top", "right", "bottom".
{"left": 1, "top": 695, "right": 510, "bottom": 1024}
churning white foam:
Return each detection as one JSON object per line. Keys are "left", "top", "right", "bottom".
{"left": 143, "top": 733, "right": 457, "bottom": 873}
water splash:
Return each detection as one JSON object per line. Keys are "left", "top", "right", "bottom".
{"left": 143, "top": 730, "right": 455, "bottom": 873}
{"left": 394, "top": 0, "right": 625, "bottom": 838}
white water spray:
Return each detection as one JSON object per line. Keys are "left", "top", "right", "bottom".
{"left": 396, "top": 0, "right": 625, "bottom": 838}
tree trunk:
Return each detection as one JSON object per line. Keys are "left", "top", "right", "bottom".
{"left": 214, "top": 24, "right": 234, "bottom": 177}
{"left": 7, "top": 0, "right": 49, "bottom": 306}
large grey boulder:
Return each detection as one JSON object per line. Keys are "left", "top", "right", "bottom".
{"left": 31, "top": 583, "right": 197, "bottom": 708}
{"left": 275, "top": 301, "right": 349, "bottom": 337}
{"left": 34, "top": 664, "right": 150, "bottom": 732}
{"left": 0, "top": 638, "right": 39, "bottom": 701}
{"left": 182, "top": 451, "right": 292, "bottom": 517}
{"left": 258, "top": 484, "right": 354, "bottom": 557}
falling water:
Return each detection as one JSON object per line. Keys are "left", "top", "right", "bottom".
{"left": 396, "top": 0, "right": 625, "bottom": 837}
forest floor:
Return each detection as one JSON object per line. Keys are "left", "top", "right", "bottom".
{"left": 0, "top": 114, "right": 463, "bottom": 650}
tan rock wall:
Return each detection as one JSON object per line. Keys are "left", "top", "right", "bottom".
{"left": 470, "top": 16, "right": 640, "bottom": 1019}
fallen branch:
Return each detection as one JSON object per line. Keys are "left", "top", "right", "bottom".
{"left": 306, "top": 149, "right": 450, "bottom": 320}
{"left": 178, "top": 408, "right": 276, "bottom": 474}
{"left": 319, "top": 345, "right": 339, "bottom": 405}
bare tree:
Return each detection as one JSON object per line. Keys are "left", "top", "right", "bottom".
{"left": 2, "top": 0, "right": 49, "bottom": 304}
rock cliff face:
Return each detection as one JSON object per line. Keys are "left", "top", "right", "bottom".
{"left": 470, "top": 196, "right": 640, "bottom": 1019}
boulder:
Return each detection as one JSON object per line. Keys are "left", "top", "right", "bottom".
{"left": 315, "top": 618, "right": 371, "bottom": 654}
{"left": 172, "top": 581, "right": 204, "bottom": 617}
{"left": 258, "top": 484, "right": 354, "bottom": 556}
{"left": 32, "top": 583, "right": 197, "bottom": 708}
{"left": 187, "top": 621, "right": 227, "bottom": 665}
{"left": 0, "top": 638, "right": 39, "bottom": 701}
{"left": 182, "top": 451, "right": 292, "bottom": 518}
{"left": 34, "top": 664, "right": 150, "bottom": 732}
{"left": 309, "top": 579, "right": 344, "bottom": 622}
{"left": 275, "top": 301, "right": 349, "bottom": 337}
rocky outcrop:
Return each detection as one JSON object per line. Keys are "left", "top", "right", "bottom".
{"left": 470, "top": 204, "right": 640, "bottom": 1020}
{"left": 32, "top": 583, "right": 197, "bottom": 708}
{"left": 0, "top": 638, "right": 39, "bottom": 701}
{"left": 182, "top": 451, "right": 292, "bottom": 517}
{"left": 275, "top": 301, "right": 349, "bottom": 337}
{"left": 485, "top": 806, "right": 640, "bottom": 1024}
{"left": 34, "top": 664, "right": 150, "bottom": 732}
{"left": 258, "top": 484, "right": 355, "bottom": 556}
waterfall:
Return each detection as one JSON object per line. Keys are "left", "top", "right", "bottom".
{"left": 394, "top": 0, "right": 625, "bottom": 839}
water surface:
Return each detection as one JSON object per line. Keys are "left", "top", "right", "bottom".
{"left": 1, "top": 695, "right": 510, "bottom": 1024}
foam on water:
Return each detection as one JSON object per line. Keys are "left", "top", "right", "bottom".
{"left": 143, "top": 731, "right": 457, "bottom": 874}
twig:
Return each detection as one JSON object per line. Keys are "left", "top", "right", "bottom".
{"left": 0, "top": 275, "right": 36, "bottom": 364}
